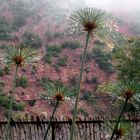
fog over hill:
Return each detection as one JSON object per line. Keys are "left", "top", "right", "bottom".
{"left": 85, "top": 0, "right": 140, "bottom": 13}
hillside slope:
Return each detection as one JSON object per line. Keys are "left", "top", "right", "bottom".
{"left": 0, "top": 0, "right": 135, "bottom": 118}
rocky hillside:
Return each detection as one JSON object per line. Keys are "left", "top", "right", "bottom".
{"left": 0, "top": 0, "right": 137, "bottom": 118}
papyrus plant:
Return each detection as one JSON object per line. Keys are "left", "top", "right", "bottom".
{"left": 106, "top": 121, "right": 132, "bottom": 140}
{"left": 43, "top": 81, "right": 73, "bottom": 140}
{"left": 68, "top": 7, "right": 117, "bottom": 140}
{"left": 4, "top": 44, "right": 39, "bottom": 140}
{"left": 110, "top": 81, "right": 140, "bottom": 140}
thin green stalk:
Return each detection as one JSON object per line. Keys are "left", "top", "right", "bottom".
{"left": 70, "top": 32, "right": 90, "bottom": 140}
{"left": 43, "top": 100, "right": 59, "bottom": 140}
{"left": 6, "top": 65, "right": 19, "bottom": 140}
{"left": 110, "top": 98, "right": 128, "bottom": 140}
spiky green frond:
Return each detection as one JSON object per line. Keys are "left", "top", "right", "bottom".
{"left": 42, "top": 81, "right": 74, "bottom": 101}
{"left": 106, "top": 121, "right": 132, "bottom": 138}
{"left": 117, "top": 81, "right": 140, "bottom": 100}
{"left": 98, "top": 81, "right": 140, "bottom": 100}
{"left": 4, "top": 44, "right": 39, "bottom": 66}
{"left": 67, "top": 7, "right": 117, "bottom": 40}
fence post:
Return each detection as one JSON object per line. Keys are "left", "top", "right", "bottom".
{"left": 51, "top": 122, "right": 55, "bottom": 140}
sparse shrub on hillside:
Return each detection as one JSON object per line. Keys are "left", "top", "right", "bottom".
{"left": 44, "top": 45, "right": 62, "bottom": 64}
{"left": 54, "top": 32, "right": 63, "bottom": 38}
{"left": 53, "top": 64, "right": 60, "bottom": 72}
{"left": 71, "top": 108, "right": 89, "bottom": 117}
{"left": 84, "top": 65, "right": 90, "bottom": 73}
{"left": 69, "top": 76, "right": 78, "bottom": 86}
{"left": 0, "top": 94, "right": 25, "bottom": 111}
{"left": 113, "top": 38, "right": 140, "bottom": 81}
{"left": 28, "top": 99, "right": 36, "bottom": 107}
{"left": 0, "top": 16, "right": 12, "bottom": 41}
{"left": 91, "top": 76, "right": 98, "bottom": 84}
{"left": 61, "top": 41, "right": 81, "bottom": 49}
{"left": 16, "top": 76, "right": 27, "bottom": 88}
{"left": 85, "top": 52, "right": 93, "bottom": 62}
{"left": 44, "top": 53, "right": 52, "bottom": 64}
{"left": 11, "top": 1, "right": 33, "bottom": 30}
{"left": 0, "top": 16, "right": 11, "bottom": 32}
{"left": 45, "top": 31, "right": 63, "bottom": 40}
{"left": 93, "top": 47, "right": 114, "bottom": 73}
{"left": 4, "top": 66, "right": 10, "bottom": 75}
{"left": 0, "top": 44, "right": 8, "bottom": 50}
{"left": 10, "top": 1, "right": 32, "bottom": 17}
{"left": 78, "top": 108, "right": 89, "bottom": 117}
{"left": 13, "top": 102, "right": 25, "bottom": 111}
{"left": 47, "top": 45, "right": 62, "bottom": 56}
{"left": 85, "top": 76, "right": 98, "bottom": 85}
{"left": 83, "top": 91, "right": 96, "bottom": 104}
{"left": 40, "top": 77, "right": 53, "bottom": 89}
{"left": 32, "top": 15, "right": 42, "bottom": 24}
{"left": 22, "top": 32, "right": 42, "bottom": 48}
{"left": 45, "top": 30, "right": 54, "bottom": 40}
{"left": 0, "top": 68, "right": 4, "bottom": 77}
{"left": 0, "top": 66, "right": 10, "bottom": 76}
{"left": 0, "top": 33, "right": 13, "bottom": 41}
{"left": 0, "top": 80, "right": 5, "bottom": 92}
{"left": 12, "top": 16, "right": 26, "bottom": 30}
{"left": 56, "top": 55, "right": 68, "bottom": 66}
{"left": 0, "top": 80, "right": 5, "bottom": 87}
{"left": 31, "top": 65, "right": 37, "bottom": 74}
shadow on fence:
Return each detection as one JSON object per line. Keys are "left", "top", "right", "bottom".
{"left": 0, "top": 115, "right": 140, "bottom": 140}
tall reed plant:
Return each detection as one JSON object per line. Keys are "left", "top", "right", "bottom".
{"left": 43, "top": 81, "right": 73, "bottom": 140}
{"left": 68, "top": 7, "right": 116, "bottom": 140}
{"left": 4, "top": 44, "right": 39, "bottom": 140}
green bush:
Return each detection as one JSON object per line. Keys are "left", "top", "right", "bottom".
{"left": 13, "top": 102, "right": 25, "bottom": 111}
{"left": 53, "top": 32, "right": 63, "bottom": 38}
{"left": 53, "top": 64, "right": 60, "bottom": 72}
{"left": 28, "top": 99, "right": 36, "bottom": 107}
{"left": 91, "top": 76, "right": 98, "bottom": 84}
{"left": 11, "top": 1, "right": 32, "bottom": 30}
{"left": 56, "top": 55, "right": 68, "bottom": 66}
{"left": 0, "top": 68, "right": 4, "bottom": 76}
{"left": 12, "top": 16, "right": 26, "bottom": 29}
{"left": 0, "top": 16, "right": 10, "bottom": 29}
{"left": 0, "top": 80, "right": 5, "bottom": 92}
{"left": 61, "top": 41, "right": 81, "bottom": 49}
{"left": 31, "top": 65, "right": 37, "bottom": 74}
{"left": 45, "top": 31, "right": 63, "bottom": 40}
{"left": 93, "top": 47, "right": 114, "bottom": 73}
{"left": 44, "top": 45, "right": 62, "bottom": 64}
{"left": 0, "top": 33, "right": 13, "bottom": 41}
{"left": 45, "top": 30, "right": 53, "bottom": 40}
{"left": 0, "top": 80, "right": 5, "bottom": 87}
{"left": 44, "top": 53, "right": 52, "bottom": 64}
{"left": 16, "top": 76, "right": 27, "bottom": 88}
{"left": 69, "top": 76, "right": 78, "bottom": 86}
{"left": 47, "top": 45, "right": 62, "bottom": 54}
{"left": 4, "top": 66, "right": 10, "bottom": 75}
{"left": 78, "top": 108, "right": 89, "bottom": 117}
{"left": 0, "top": 94, "right": 25, "bottom": 111}
{"left": 22, "top": 32, "right": 42, "bottom": 48}
{"left": 83, "top": 91, "right": 96, "bottom": 104}
{"left": 71, "top": 108, "right": 89, "bottom": 117}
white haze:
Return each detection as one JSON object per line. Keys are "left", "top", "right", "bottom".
{"left": 85, "top": 0, "right": 140, "bottom": 13}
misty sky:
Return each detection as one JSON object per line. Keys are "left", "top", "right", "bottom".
{"left": 85, "top": 0, "right": 140, "bottom": 12}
